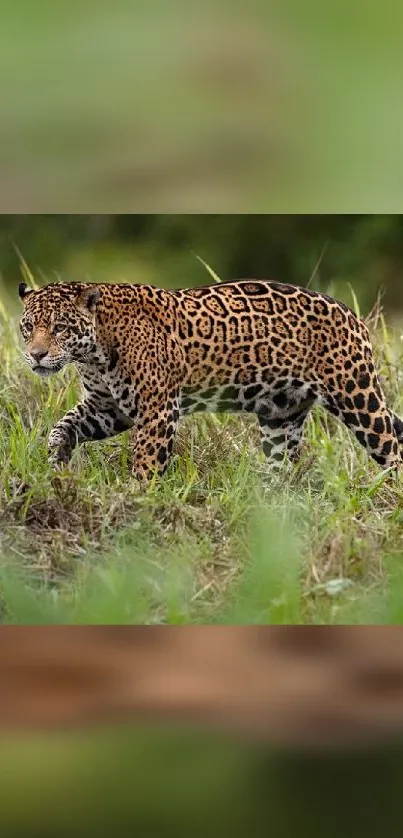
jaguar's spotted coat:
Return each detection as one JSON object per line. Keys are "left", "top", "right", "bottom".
{"left": 18, "top": 279, "right": 403, "bottom": 481}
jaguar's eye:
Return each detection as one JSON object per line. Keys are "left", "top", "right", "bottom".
{"left": 21, "top": 321, "right": 33, "bottom": 335}
{"left": 53, "top": 322, "right": 66, "bottom": 335}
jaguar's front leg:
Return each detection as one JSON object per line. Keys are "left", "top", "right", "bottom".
{"left": 131, "top": 391, "right": 180, "bottom": 484}
{"left": 48, "top": 421, "right": 75, "bottom": 467}
{"left": 104, "top": 331, "right": 183, "bottom": 485}
{"left": 48, "top": 398, "right": 133, "bottom": 467}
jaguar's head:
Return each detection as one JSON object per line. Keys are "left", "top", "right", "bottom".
{"left": 18, "top": 282, "right": 101, "bottom": 377}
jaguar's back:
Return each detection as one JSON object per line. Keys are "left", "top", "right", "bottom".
{"left": 175, "top": 279, "right": 371, "bottom": 388}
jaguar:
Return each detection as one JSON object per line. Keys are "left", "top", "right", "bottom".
{"left": 18, "top": 279, "right": 403, "bottom": 481}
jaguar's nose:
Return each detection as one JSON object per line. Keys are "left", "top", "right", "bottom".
{"left": 31, "top": 349, "right": 48, "bottom": 364}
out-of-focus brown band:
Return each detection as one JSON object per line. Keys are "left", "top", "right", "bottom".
{"left": 0, "top": 626, "right": 402, "bottom": 749}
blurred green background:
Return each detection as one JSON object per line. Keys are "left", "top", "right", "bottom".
{"left": 1, "top": 214, "right": 402, "bottom": 314}
{"left": 1, "top": 726, "right": 403, "bottom": 837}
{"left": 1, "top": 2, "right": 403, "bottom": 212}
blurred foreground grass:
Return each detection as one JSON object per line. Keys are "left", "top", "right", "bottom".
{"left": 2, "top": 277, "right": 403, "bottom": 625}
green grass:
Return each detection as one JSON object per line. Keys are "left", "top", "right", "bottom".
{"left": 2, "top": 294, "right": 403, "bottom": 624}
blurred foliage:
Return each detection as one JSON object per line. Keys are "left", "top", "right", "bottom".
{"left": 1, "top": 2, "right": 403, "bottom": 211}
{"left": 1, "top": 214, "right": 403, "bottom": 313}
{"left": 1, "top": 727, "right": 403, "bottom": 837}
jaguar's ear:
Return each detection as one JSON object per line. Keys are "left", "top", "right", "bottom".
{"left": 18, "top": 282, "right": 33, "bottom": 302}
{"left": 76, "top": 286, "right": 101, "bottom": 313}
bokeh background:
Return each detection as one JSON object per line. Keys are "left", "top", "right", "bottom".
{"left": 2, "top": 626, "right": 403, "bottom": 837}
{"left": 2, "top": 1, "right": 403, "bottom": 212}
{"left": 1, "top": 214, "right": 403, "bottom": 314}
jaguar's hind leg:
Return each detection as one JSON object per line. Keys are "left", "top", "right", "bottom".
{"left": 326, "top": 397, "right": 401, "bottom": 470}
{"left": 258, "top": 403, "right": 313, "bottom": 468}
{"left": 392, "top": 411, "right": 403, "bottom": 446}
